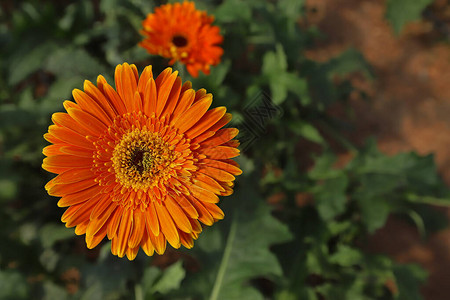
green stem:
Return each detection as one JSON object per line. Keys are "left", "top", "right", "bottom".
{"left": 209, "top": 216, "right": 238, "bottom": 300}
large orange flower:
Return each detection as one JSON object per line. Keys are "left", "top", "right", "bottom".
{"left": 139, "top": 1, "right": 223, "bottom": 78}
{"left": 42, "top": 63, "right": 241, "bottom": 260}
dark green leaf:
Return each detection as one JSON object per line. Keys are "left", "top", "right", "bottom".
{"left": 386, "top": 0, "right": 433, "bottom": 35}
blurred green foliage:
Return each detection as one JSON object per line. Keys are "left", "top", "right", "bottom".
{"left": 0, "top": 0, "right": 447, "bottom": 299}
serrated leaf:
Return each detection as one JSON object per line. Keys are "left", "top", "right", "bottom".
{"left": 386, "top": 0, "right": 433, "bottom": 35}
{"left": 181, "top": 186, "right": 292, "bottom": 300}
{"left": 209, "top": 204, "right": 292, "bottom": 300}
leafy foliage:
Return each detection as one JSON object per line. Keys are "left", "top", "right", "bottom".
{"left": 386, "top": 0, "right": 434, "bottom": 34}
{"left": 0, "top": 0, "right": 448, "bottom": 299}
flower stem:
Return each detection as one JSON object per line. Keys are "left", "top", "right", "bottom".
{"left": 209, "top": 216, "right": 238, "bottom": 300}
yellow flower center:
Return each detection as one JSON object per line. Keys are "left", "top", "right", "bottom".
{"left": 112, "top": 128, "right": 175, "bottom": 192}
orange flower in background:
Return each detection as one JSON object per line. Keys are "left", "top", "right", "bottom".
{"left": 42, "top": 63, "right": 241, "bottom": 260}
{"left": 139, "top": 1, "right": 223, "bottom": 77}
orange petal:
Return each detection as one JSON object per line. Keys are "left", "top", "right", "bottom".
{"left": 48, "top": 178, "right": 97, "bottom": 196}
{"left": 67, "top": 107, "right": 107, "bottom": 136}
{"left": 128, "top": 209, "right": 145, "bottom": 249}
{"left": 74, "top": 219, "right": 89, "bottom": 235}
{"left": 201, "top": 202, "right": 225, "bottom": 221}
{"left": 199, "top": 165, "right": 235, "bottom": 182}
{"left": 53, "top": 168, "right": 94, "bottom": 185}
{"left": 160, "top": 76, "right": 182, "bottom": 118}
{"left": 140, "top": 229, "right": 155, "bottom": 256}
{"left": 170, "top": 89, "right": 195, "bottom": 123}
{"left": 115, "top": 208, "right": 133, "bottom": 258}
{"left": 193, "top": 173, "right": 225, "bottom": 193}
{"left": 179, "top": 230, "right": 194, "bottom": 249}
{"left": 187, "top": 196, "right": 214, "bottom": 226}
{"left": 57, "top": 185, "right": 102, "bottom": 207}
{"left": 88, "top": 199, "right": 117, "bottom": 237}
{"left": 144, "top": 202, "right": 160, "bottom": 236}
{"left": 101, "top": 78, "right": 127, "bottom": 115}
{"left": 173, "top": 94, "right": 212, "bottom": 133}
{"left": 126, "top": 246, "right": 140, "bottom": 260}
{"left": 201, "top": 146, "right": 240, "bottom": 159}
{"left": 52, "top": 112, "right": 90, "bottom": 137}
{"left": 132, "top": 91, "right": 143, "bottom": 113}
{"left": 143, "top": 78, "right": 157, "bottom": 116}
{"left": 72, "top": 89, "right": 112, "bottom": 126}
{"left": 47, "top": 126, "right": 94, "bottom": 150}
{"left": 43, "top": 155, "right": 93, "bottom": 169}
{"left": 201, "top": 128, "right": 239, "bottom": 148}
{"left": 180, "top": 80, "right": 192, "bottom": 93}
{"left": 61, "top": 202, "right": 84, "bottom": 223}
{"left": 137, "top": 65, "right": 153, "bottom": 95}
{"left": 184, "top": 106, "right": 226, "bottom": 139}
{"left": 84, "top": 79, "right": 117, "bottom": 120}
{"left": 86, "top": 221, "right": 107, "bottom": 249}
{"left": 189, "top": 184, "right": 219, "bottom": 203}
{"left": 156, "top": 70, "right": 178, "bottom": 117}
{"left": 43, "top": 144, "right": 64, "bottom": 156}
{"left": 60, "top": 146, "right": 93, "bottom": 158}
{"left": 165, "top": 195, "right": 193, "bottom": 233}
{"left": 149, "top": 229, "right": 167, "bottom": 255}
{"left": 115, "top": 63, "right": 138, "bottom": 112}
{"left": 154, "top": 202, "right": 180, "bottom": 248}
{"left": 107, "top": 205, "right": 124, "bottom": 239}
{"left": 173, "top": 195, "right": 199, "bottom": 219}
{"left": 200, "top": 159, "right": 242, "bottom": 176}
{"left": 66, "top": 194, "right": 102, "bottom": 227}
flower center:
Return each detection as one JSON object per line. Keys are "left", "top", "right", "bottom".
{"left": 172, "top": 34, "right": 188, "bottom": 47}
{"left": 112, "top": 128, "right": 175, "bottom": 191}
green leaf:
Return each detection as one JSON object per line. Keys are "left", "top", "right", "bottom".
{"left": 277, "top": 0, "right": 305, "bottom": 21}
{"left": 45, "top": 47, "right": 106, "bottom": 80}
{"left": 386, "top": 0, "right": 433, "bottom": 35}
{"left": 215, "top": 0, "right": 252, "bottom": 23}
{"left": 150, "top": 261, "right": 186, "bottom": 294}
{"left": 209, "top": 204, "right": 292, "bottom": 300}
{"left": 262, "top": 44, "right": 289, "bottom": 104}
{"left": 394, "top": 264, "right": 427, "bottom": 300}
{"left": 288, "top": 121, "right": 325, "bottom": 145}
{"left": 39, "top": 223, "right": 75, "bottom": 248}
{"left": 357, "top": 196, "right": 390, "bottom": 233}
{"left": 325, "top": 48, "right": 373, "bottom": 79}
{"left": 181, "top": 187, "right": 292, "bottom": 300}
{"left": 42, "top": 281, "right": 68, "bottom": 300}
{"left": 313, "top": 175, "right": 348, "bottom": 221}
{"left": 0, "top": 270, "right": 29, "bottom": 299}
{"left": 329, "top": 245, "right": 363, "bottom": 267}
{"left": 8, "top": 42, "right": 57, "bottom": 85}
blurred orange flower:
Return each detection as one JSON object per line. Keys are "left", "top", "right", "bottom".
{"left": 42, "top": 63, "right": 241, "bottom": 260}
{"left": 139, "top": 1, "right": 223, "bottom": 77}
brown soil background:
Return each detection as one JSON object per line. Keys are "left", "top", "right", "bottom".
{"left": 304, "top": 0, "right": 450, "bottom": 298}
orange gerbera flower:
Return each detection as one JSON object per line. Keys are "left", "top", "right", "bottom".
{"left": 139, "top": 1, "right": 223, "bottom": 78}
{"left": 42, "top": 63, "right": 241, "bottom": 260}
